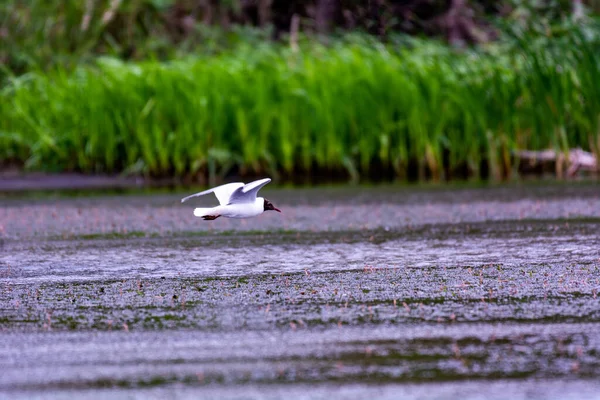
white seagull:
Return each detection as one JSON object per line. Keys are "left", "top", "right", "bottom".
{"left": 181, "top": 178, "right": 281, "bottom": 220}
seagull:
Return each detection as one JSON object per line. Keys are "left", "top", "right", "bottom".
{"left": 181, "top": 178, "right": 281, "bottom": 220}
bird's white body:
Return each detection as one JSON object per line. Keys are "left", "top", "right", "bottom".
{"left": 181, "top": 178, "right": 280, "bottom": 220}
{"left": 193, "top": 197, "right": 265, "bottom": 219}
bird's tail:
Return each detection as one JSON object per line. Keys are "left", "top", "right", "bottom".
{"left": 193, "top": 207, "right": 215, "bottom": 218}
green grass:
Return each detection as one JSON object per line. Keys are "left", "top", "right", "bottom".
{"left": 1, "top": 29, "right": 599, "bottom": 182}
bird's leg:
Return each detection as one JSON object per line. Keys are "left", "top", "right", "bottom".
{"left": 202, "top": 215, "right": 221, "bottom": 221}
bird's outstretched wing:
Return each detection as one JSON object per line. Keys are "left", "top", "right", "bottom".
{"left": 227, "top": 178, "right": 272, "bottom": 204}
{"left": 181, "top": 182, "right": 244, "bottom": 205}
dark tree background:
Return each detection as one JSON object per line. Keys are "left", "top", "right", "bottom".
{"left": 164, "top": 0, "right": 592, "bottom": 43}
{"left": 1, "top": 0, "right": 598, "bottom": 75}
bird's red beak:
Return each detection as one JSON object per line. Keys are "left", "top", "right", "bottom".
{"left": 274, "top": 207, "right": 281, "bottom": 213}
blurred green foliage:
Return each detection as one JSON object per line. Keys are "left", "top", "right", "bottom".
{"left": 1, "top": 1, "right": 599, "bottom": 181}
{"left": 2, "top": 25, "right": 599, "bottom": 181}
{"left": 2, "top": 0, "right": 599, "bottom": 79}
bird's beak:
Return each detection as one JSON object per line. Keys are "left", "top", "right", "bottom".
{"left": 274, "top": 207, "right": 281, "bottom": 213}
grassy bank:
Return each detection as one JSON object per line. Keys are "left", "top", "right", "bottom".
{"left": 1, "top": 30, "right": 600, "bottom": 182}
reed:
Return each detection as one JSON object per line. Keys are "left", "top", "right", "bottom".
{"left": 1, "top": 29, "right": 599, "bottom": 181}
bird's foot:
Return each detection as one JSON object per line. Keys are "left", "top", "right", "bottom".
{"left": 202, "top": 215, "right": 220, "bottom": 220}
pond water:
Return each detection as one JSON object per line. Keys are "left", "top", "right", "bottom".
{"left": 1, "top": 182, "right": 599, "bottom": 399}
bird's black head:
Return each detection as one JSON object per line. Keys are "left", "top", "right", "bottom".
{"left": 263, "top": 198, "right": 281, "bottom": 213}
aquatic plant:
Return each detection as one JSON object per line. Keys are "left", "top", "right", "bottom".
{"left": 1, "top": 28, "right": 599, "bottom": 181}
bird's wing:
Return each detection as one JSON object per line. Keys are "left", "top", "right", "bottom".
{"left": 227, "top": 178, "right": 272, "bottom": 204}
{"left": 181, "top": 182, "right": 244, "bottom": 205}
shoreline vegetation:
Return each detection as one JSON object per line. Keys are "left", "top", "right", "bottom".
{"left": 1, "top": 2, "right": 600, "bottom": 184}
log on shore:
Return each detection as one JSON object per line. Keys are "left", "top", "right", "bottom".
{"left": 514, "top": 148, "right": 598, "bottom": 177}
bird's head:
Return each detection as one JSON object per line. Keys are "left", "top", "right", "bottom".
{"left": 263, "top": 198, "right": 281, "bottom": 213}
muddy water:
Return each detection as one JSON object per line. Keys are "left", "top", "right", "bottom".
{"left": 1, "top": 182, "right": 600, "bottom": 399}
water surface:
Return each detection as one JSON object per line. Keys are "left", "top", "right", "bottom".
{"left": 1, "top": 182, "right": 599, "bottom": 399}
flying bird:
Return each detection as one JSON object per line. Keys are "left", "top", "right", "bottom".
{"left": 181, "top": 178, "right": 281, "bottom": 220}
